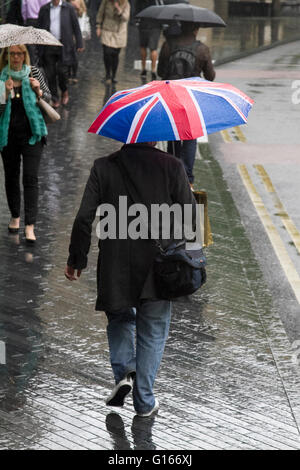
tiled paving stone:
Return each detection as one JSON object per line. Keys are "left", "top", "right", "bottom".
{"left": 1, "top": 38, "right": 300, "bottom": 450}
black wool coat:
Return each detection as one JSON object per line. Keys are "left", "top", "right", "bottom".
{"left": 67, "top": 144, "right": 196, "bottom": 312}
{"left": 38, "top": 1, "right": 83, "bottom": 65}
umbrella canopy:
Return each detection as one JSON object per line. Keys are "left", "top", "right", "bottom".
{"left": 0, "top": 24, "right": 62, "bottom": 48}
{"left": 164, "top": 0, "right": 189, "bottom": 4}
{"left": 136, "top": 4, "right": 226, "bottom": 27}
{"left": 88, "top": 78, "right": 253, "bottom": 143}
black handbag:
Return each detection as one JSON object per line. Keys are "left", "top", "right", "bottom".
{"left": 115, "top": 156, "right": 207, "bottom": 300}
{"left": 153, "top": 240, "right": 206, "bottom": 300}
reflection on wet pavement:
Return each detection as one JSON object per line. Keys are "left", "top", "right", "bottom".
{"left": 1, "top": 17, "right": 300, "bottom": 450}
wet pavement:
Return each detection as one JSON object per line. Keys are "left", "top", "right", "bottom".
{"left": 1, "top": 20, "right": 300, "bottom": 451}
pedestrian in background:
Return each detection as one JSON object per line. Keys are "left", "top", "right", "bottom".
{"left": 73, "top": 0, "right": 91, "bottom": 41}
{"left": 65, "top": 142, "right": 196, "bottom": 417}
{"left": 21, "top": 0, "right": 50, "bottom": 65}
{"left": 0, "top": 45, "right": 51, "bottom": 243}
{"left": 38, "top": 0, "right": 84, "bottom": 107}
{"left": 158, "top": 21, "right": 215, "bottom": 188}
{"left": 96, "top": 0, "right": 130, "bottom": 85}
{"left": 5, "top": 0, "right": 23, "bottom": 25}
{"left": 87, "top": 0, "right": 102, "bottom": 35}
{"left": 136, "top": 0, "right": 163, "bottom": 81}
{"left": 67, "top": 0, "right": 90, "bottom": 83}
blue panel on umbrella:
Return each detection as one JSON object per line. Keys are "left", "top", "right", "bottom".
{"left": 137, "top": 101, "right": 176, "bottom": 142}
{"left": 192, "top": 87, "right": 253, "bottom": 117}
{"left": 100, "top": 96, "right": 154, "bottom": 142}
{"left": 192, "top": 90, "right": 248, "bottom": 135}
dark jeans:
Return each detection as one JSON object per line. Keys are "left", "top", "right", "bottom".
{"left": 167, "top": 139, "right": 197, "bottom": 183}
{"left": 1, "top": 140, "right": 43, "bottom": 226}
{"left": 43, "top": 46, "right": 68, "bottom": 102}
{"left": 103, "top": 45, "right": 121, "bottom": 80}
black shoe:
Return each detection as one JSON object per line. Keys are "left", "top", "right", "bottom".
{"left": 8, "top": 225, "right": 19, "bottom": 234}
{"left": 106, "top": 374, "right": 133, "bottom": 407}
{"left": 24, "top": 227, "right": 36, "bottom": 244}
{"left": 151, "top": 72, "right": 157, "bottom": 80}
{"left": 102, "top": 75, "right": 111, "bottom": 84}
{"left": 141, "top": 69, "right": 147, "bottom": 77}
{"left": 25, "top": 236, "right": 36, "bottom": 245}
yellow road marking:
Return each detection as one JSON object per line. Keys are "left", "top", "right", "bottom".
{"left": 254, "top": 164, "right": 300, "bottom": 255}
{"left": 220, "top": 127, "right": 247, "bottom": 143}
{"left": 238, "top": 164, "right": 300, "bottom": 305}
{"left": 233, "top": 126, "right": 247, "bottom": 143}
{"left": 221, "top": 129, "right": 232, "bottom": 143}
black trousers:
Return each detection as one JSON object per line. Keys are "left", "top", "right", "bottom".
{"left": 1, "top": 140, "right": 43, "bottom": 226}
{"left": 43, "top": 46, "right": 68, "bottom": 102}
{"left": 103, "top": 45, "right": 121, "bottom": 79}
{"left": 25, "top": 19, "right": 40, "bottom": 66}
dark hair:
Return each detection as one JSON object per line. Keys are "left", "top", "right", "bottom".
{"left": 180, "top": 21, "right": 200, "bottom": 35}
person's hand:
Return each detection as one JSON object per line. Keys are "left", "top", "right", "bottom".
{"left": 5, "top": 77, "right": 13, "bottom": 98}
{"left": 29, "top": 77, "right": 42, "bottom": 97}
{"left": 71, "top": 0, "right": 80, "bottom": 12}
{"left": 96, "top": 26, "right": 101, "bottom": 38}
{"left": 77, "top": 48, "right": 84, "bottom": 53}
{"left": 114, "top": 1, "right": 121, "bottom": 14}
{"left": 64, "top": 265, "right": 82, "bottom": 281}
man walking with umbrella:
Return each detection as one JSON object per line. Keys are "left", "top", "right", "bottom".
{"left": 64, "top": 141, "right": 197, "bottom": 417}
{"left": 63, "top": 51, "right": 252, "bottom": 415}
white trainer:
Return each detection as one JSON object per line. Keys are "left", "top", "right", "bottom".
{"left": 136, "top": 399, "right": 159, "bottom": 417}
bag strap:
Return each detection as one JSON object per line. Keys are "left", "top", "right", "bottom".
{"left": 114, "top": 154, "right": 143, "bottom": 207}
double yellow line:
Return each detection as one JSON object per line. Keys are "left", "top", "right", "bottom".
{"left": 221, "top": 127, "right": 300, "bottom": 304}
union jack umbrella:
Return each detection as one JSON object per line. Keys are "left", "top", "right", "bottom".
{"left": 88, "top": 78, "right": 253, "bottom": 143}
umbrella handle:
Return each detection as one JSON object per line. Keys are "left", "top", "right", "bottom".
{"left": 8, "top": 48, "right": 10, "bottom": 76}
{"left": 6, "top": 52, "right": 14, "bottom": 99}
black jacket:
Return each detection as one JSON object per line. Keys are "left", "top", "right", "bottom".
{"left": 38, "top": 1, "right": 83, "bottom": 65}
{"left": 68, "top": 144, "right": 196, "bottom": 311}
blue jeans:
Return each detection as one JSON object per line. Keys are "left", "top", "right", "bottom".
{"left": 105, "top": 300, "right": 172, "bottom": 414}
{"left": 167, "top": 139, "right": 197, "bottom": 183}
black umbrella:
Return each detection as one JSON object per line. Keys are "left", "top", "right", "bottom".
{"left": 136, "top": 3, "right": 226, "bottom": 28}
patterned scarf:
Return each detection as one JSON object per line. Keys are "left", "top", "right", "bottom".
{"left": 0, "top": 65, "right": 48, "bottom": 151}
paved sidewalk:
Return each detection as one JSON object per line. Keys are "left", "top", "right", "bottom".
{"left": 1, "top": 39, "right": 300, "bottom": 450}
